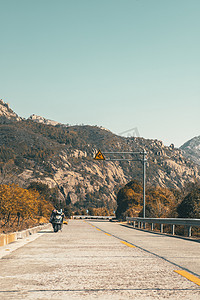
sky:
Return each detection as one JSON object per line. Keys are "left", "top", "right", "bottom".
{"left": 0, "top": 0, "right": 200, "bottom": 147}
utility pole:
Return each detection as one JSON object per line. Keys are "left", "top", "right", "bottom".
{"left": 94, "top": 149, "right": 147, "bottom": 218}
{"left": 142, "top": 149, "right": 147, "bottom": 218}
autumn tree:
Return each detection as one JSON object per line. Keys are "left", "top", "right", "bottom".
{"left": 27, "top": 182, "right": 52, "bottom": 201}
{"left": 116, "top": 180, "right": 143, "bottom": 219}
{"left": 0, "top": 184, "right": 53, "bottom": 230}
{"left": 116, "top": 180, "right": 178, "bottom": 220}
{"left": 27, "top": 181, "right": 61, "bottom": 209}
{"left": 177, "top": 187, "right": 200, "bottom": 218}
{"left": 139, "top": 187, "right": 177, "bottom": 218}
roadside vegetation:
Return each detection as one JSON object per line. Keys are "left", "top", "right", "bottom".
{"left": 1, "top": 176, "right": 199, "bottom": 235}
{"left": 0, "top": 183, "right": 54, "bottom": 234}
{"left": 116, "top": 180, "right": 200, "bottom": 220}
{"left": 0, "top": 180, "right": 115, "bottom": 234}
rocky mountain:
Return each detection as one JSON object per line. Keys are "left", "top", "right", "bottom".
{"left": 180, "top": 136, "right": 200, "bottom": 166}
{"left": 0, "top": 99, "right": 22, "bottom": 122}
{"left": 0, "top": 99, "right": 199, "bottom": 210}
{"left": 28, "top": 114, "right": 60, "bottom": 126}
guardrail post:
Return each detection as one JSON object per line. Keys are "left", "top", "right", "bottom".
{"left": 172, "top": 224, "right": 175, "bottom": 235}
{"left": 126, "top": 217, "right": 200, "bottom": 238}
{"left": 188, "top": 226, "right": 192, "bottom": 237}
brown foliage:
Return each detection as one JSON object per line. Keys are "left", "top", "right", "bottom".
{"left": 0, "top": 184, "right": 54, "bottom": 233}
{"left": 142, "top": 187, "right": 178, "bottom": 218}
{"left": 116, "top": 180, "right": 178, "bottom": 219}
{"left": 116, "top": 180, "right": 143, "bottom": 219}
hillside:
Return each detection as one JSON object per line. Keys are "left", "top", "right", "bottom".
{"left": 180, "top": 136, "right": 200, "bottom": 166}
{"left": 0, "top": 99, "right": 199, "bottom": 211}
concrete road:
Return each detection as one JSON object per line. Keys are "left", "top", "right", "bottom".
{"left": 90, "top": 220, "right": 200, "bottom": 276}
{"left": 0, "top": 220, "right": 199, "bottom": 300}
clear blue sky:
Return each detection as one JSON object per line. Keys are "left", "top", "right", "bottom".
{"left": 0, "top": 0, "right": 199, "bottom": 147}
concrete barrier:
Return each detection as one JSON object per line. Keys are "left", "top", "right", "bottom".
{"left": 0, "top": 234, "right": 6, "bottom": 247}
{"left": 0, "top": 223, "right": 52, "bottom": 247}
{"left": 6, "top": 232, "right": 17, "bottom": 244}
{"left": 0, "top": 233, "right": 17, "bottom": 246}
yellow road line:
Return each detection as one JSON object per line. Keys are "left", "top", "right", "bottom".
{"left": 174, "top": 270, "right": 200, "bottom": 286}
{"left": 104, "top": 233, "right": 111, "bottom": 236}
{"left": 120, "top": 241, "right": 135, "bottom": 248}
{"left": 95, "top": 229, "right": 111, "bottom": 236}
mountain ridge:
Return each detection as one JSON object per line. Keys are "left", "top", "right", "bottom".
{"left": 0, "top": 99, "right": 199, "bottom": 210}
{"left": 180, "top": 136, "right": 200, "bottom": 166}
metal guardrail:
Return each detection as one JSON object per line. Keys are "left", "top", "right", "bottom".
{"left": 73, "top": 215, "right": 115, "bottom": 220}
{"left": 126, "top": 217, "right": 200, "bottom": 237}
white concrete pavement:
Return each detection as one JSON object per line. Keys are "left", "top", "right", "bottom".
{"left": 0, "top": 219, "right": 199, "bottom": 299}
{"left": 90, "top": 220, "right": 200, "bottom": 277}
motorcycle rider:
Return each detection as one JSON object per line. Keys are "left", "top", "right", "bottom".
{"left": 49, "top": 209, "right": 64, "bottom": 232}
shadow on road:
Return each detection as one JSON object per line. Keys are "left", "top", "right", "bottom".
{"left": 38, "top": 230, "right": 54, "bottom": 234}
{"left": 0, "top": 287, "right": 199, "bottom": 293}
{"left": 84, "top": 219, "right": 111, "bottom": 222}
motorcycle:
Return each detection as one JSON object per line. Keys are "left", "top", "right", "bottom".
{"left": 50, "top": 210, "right": 64, "bottom": 232}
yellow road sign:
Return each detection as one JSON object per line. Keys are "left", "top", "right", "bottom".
{"left": 94, "top": 150, "right": 105, "bottom": 160}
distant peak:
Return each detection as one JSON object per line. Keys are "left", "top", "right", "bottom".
{"left": 0, "top": 99, "right": 10, "bottom": 109}
{"left": 0, "top": 99, "right": 21, "bottom": 121}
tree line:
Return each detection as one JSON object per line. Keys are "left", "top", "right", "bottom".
{"left": 116, "top": 180, "right": 200, "bottom": 220}
{"left": 0, "top": 183, "right": 54, "bottom": 233}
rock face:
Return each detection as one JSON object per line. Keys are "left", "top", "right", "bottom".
{"left": 0, "top": 99, "right": 21, "bottom": 122}
{"left": 180, "top": 136, "right": 200, "bottom": 166}
{"left": 28, "top": 114, "right": 60, "bottom": 126}
{"left": 0, "top": 100, "right": 199, "bottom": 210}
